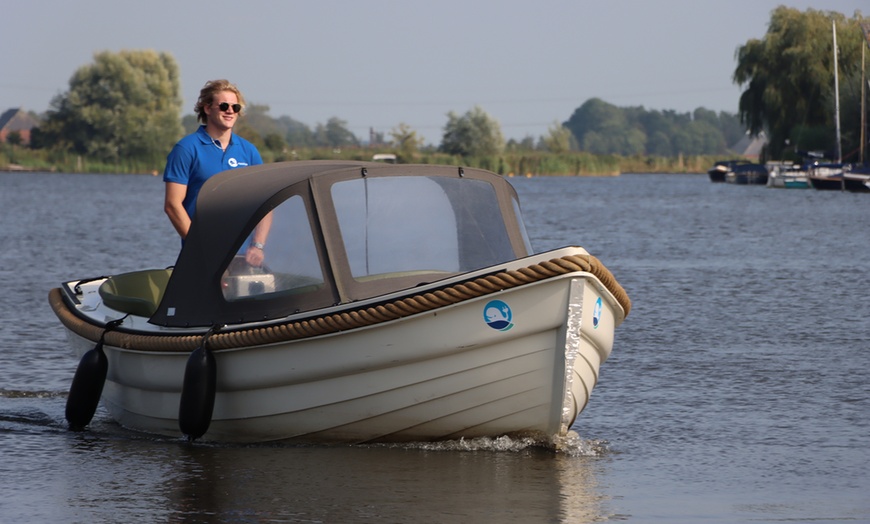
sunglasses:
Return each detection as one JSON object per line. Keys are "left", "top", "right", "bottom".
{"left": 216, "top": 102, "right": 242, "bottom": 113}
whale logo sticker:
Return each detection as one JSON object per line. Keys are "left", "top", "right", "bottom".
{"left": 484, "top": 300, "right": 513, "bottom": 331}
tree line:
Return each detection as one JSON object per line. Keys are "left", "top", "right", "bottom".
{"left": 4, "top": 6, "right": 867, "bottom": 173}
{"left": 12, "top": 62, "right": 748, "bottom": 172}
{"left": 562, "top": 99, "right": 746, "bottom": 157}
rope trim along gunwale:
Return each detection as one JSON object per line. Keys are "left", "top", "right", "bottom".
{"left": 49, "top": 254, "right": 630, "bottom": 353}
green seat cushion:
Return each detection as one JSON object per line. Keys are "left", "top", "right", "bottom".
{"left": 98, "top": 268, "right": 172, "bottom": 317}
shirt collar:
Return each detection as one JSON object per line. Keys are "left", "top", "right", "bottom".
{"left": 196, "top": 125, "right": 233, "bottom": 148}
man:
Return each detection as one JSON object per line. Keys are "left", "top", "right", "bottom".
{"left": 163, "top": 79, "right": 267, "bottom": 265}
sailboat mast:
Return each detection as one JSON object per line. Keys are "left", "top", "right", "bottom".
{"left": 861, "top": 21, "right": 870, "bottom": 165}
{"left": 833, "top": 20, "right": 842, "bottom": 164}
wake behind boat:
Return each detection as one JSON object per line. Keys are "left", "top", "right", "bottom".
{"left": 50, "top": 161, "right": 631, "bottom": 445}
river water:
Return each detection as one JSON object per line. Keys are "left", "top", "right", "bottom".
{"left": 1, "top": 172, "right": 868, "bottom": 523}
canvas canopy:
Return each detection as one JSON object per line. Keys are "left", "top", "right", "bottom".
{"left": 150, "top": 161, "right": 532, "bottom": 327}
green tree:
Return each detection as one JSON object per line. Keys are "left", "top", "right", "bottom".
{"left": 621, "top": 127, "right": 648, "bottom": 156}
{"left": 181, "top": 114, "right": 199, "bottom": 134}
{"left": 507, "top": 136, "right": 535, "bottom": 151}
{"left": 540, "top": 121, "right": 577, "bottom": 153}
{"left": 389, "top": 122, "right": 423, "bottom": 162}
{"left": 564, "top": 98, "right": 648, "bottom": 155}
{"left": 440, "top": 106, "right": 505, "bottom": 157}
{"left": 242, "top": 104, "right": 284, "bottom": 138}
{"left": 39, "top": 50, "right": 183, "bottom": 165}
{"left": 692, "top": 108, "right": 719, "bottom": 129}
{"left": 314, "top": 117, "right": 358, "bottom": 148}
{"left": 694, "top": 120, "right": 727, "bottom": 154}
{"left": 564, "top": 98, "right": 625, "bottom": 152}
{"left": 637, "top": 110, "right": 676, "bottom": 155}
{"left": 277, "top": 116, "right": 314, "bottom": 147}
{"left": 733, "top": 7, "right": 867, "bottom": 159}
{"left": 646, "top": 130, "right": 673, "bottom": 156}
{"left": 232, "top": 119, "right": 264, "bottom": 151}
{"left": 263, "top": 133, "right": 287, "bottom": 153}
{"left": 565, "top": 98, "right": 741, "bottom": 156}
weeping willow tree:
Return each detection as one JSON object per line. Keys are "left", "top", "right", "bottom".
{"left": 733, "top": 7, "right": 867, "bottom": 161}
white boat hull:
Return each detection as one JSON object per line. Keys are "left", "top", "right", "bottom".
{"left": 63, "top": 272, "right": 618, "bottom": 444}
{"left": 767, "top": 173, "right": 809, "bottom": 189}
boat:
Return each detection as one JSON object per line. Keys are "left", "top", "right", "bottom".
{"left": 807, "top": 162, "right": 845, "bottom": 190}
{"left": 843, "top": 172, "right": 870, "bottom": 192}
{"left": 765, "top": 162, "right": 809, "bottom": 189}
{"left": 843, "top": 165, "right": 870, "bottom": 193}
{"left": 708, "top": 160, "right": 768, "bottom": 185}
{"left": 49, "top": 161, "right": 631, "bottom": 444}
{"left": 707, "top": 160, "right": 747, "bottom": 183}
{"left": 725, "top": 162, "right": 769, "bottom": 185}
{"left": 844, "top": 172, "right": 870, "bottom": 192}
{"left": 807, "top": 23, "right": 848, "bottom": 192}
{"left": 371, "top": 153, "right": 397, "bottom": 163}
{"left": 707, "top": 161, "right": 732, "bottom": 182}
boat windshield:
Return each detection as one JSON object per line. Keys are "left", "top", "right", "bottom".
{"left": 331, "top": 176, "right": 516, "bottom": 280}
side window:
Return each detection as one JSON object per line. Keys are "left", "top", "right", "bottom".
{"left": 512, "top": 196, "right": 533, "bottom": 255}
{"left": 221, "top": 195, "right": 325, "bottom": 301}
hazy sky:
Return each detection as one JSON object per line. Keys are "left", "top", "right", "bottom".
{"left": 1, "top": 1, "right": 864, "bottom": 144}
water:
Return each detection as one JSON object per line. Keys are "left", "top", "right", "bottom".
{"left": 1, "top": 172, "right": 868, "bottom": 523}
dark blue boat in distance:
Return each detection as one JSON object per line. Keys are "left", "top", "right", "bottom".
{"left": 708, "top": 160, "right": 768, "bottom": 185}
{"left": 726, "top": 162, "right": 768, "bottom": 185}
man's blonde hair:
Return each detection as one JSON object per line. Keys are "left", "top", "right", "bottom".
{"left": 194, "top": 79, "right": 246, "bottom": 124}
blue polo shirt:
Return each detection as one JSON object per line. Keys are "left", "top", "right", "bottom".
{"left": 163, "top": 126, "right": 263, "bottom": 219}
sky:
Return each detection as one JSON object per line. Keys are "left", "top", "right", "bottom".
{"left": 1, "top": 0, "right": 865, "bottom": 145}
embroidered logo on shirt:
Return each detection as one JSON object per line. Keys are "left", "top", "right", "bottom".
{"left": 227, "top": 158, "right": 249, "bottom": 168}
